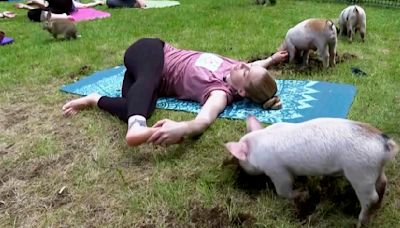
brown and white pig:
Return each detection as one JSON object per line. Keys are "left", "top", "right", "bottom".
{"left": 339, "top": 5, "right": 366, "bottom": 42}
{"left": 279, "top": 18, "right": 337, "bottom": 68}
{"left": 225, "top": 116, "right": 398, "bottom": 227}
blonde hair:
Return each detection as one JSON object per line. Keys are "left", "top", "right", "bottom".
{"left": 244, "top": 70, "right": 282, "bottom": 110}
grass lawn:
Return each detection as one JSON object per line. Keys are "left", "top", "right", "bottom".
{"left": 1, "top": 0, "right": 399, "bottom": 227}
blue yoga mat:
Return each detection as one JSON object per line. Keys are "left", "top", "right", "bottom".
{"left": 60, "top": 66, "right": 356, "bottom": 123}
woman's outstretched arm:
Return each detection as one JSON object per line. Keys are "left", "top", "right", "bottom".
{"left": 148, "top": 90, "right": 228, "bottom": 146}
{"left": 249, "top": 50, "right": 288, "bottom": 69}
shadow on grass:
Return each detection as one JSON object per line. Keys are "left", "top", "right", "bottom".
{"left": 222, "top": 156, "right": 360, "bottom": 222}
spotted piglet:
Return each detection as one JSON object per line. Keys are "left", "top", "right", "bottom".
{"left": 225, "top": 116, "right": 398, "bottom": 227}
{"left": 339, "top": 5, "right": 366, "bottom": 42}
{"left": 279, "top": 18, "right": 337, "bottom": 68}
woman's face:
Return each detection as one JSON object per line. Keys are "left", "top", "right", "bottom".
{"left": 229, "top": 63, "right": 250, "bottom": 92}
{"left": 229, "top": 64, "right": 265, "bottom": 96}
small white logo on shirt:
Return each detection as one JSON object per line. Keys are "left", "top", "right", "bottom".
{"left": 195, "top": 53, "right": 223, "bottom": 72}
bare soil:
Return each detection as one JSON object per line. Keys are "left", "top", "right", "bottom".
{"left": 247, "top": 51, "right": 358, "bottom": 75}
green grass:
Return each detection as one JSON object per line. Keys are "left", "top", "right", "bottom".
{"left": 1, "top": 0, "right": 400, "bottom": 227}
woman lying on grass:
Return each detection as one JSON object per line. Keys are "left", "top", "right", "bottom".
{"left": 62, "top": 38, "right": 288, "bottom": 147}
{"left": 15, "top": 0, "right": 105, "bottom": 21}
{"left": 106, "top": 0, "right": 146, "bottom": 8}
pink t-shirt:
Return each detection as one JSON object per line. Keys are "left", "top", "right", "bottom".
{"left": 159, "top": 43, "right": 243, "bottom": 105}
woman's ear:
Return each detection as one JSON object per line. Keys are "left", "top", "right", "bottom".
{"left": 238, "top": 89, "right": 246, "bottom": 97}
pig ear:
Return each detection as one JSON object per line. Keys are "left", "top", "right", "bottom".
{"left": 225, "top": 142, "right": 249, "bottom": 161}
{"left": 246, "top": 115, "right": 264, "bottom": 132}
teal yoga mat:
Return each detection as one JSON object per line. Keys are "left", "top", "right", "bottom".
{"left": 60, "top": 66, "right": 357, "bottom": 123}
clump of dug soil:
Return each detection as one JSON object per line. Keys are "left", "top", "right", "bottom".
{"left": 247, "top": 52, "right": 358, "bottom": 75}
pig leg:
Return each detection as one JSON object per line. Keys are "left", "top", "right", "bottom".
{"left": 328, "top": 42, "right": 336, "bottom": 67}
{"left": 269, "top": 169, "right": 295, "bottom": 199}
{"left": 286, "top": 41, "right": 296, "bottom": 64}
{"left": 360, "top": 24, "right": 366, "bottom": 42}
{"left": 339, "top": 23, "right": 346, "bottom": 37}
{"left": 317, "top": 45, "right": 329, "bottom": 68}
{"left": 370, "top": 172, "right": 387, "bottom": 214}
{"left": 302, "top": 50, "right": 310, "bottom": 66}
{"left": 347, "top": 24, "right": 353, "bottom": 42}
{"left": 345, "top": 169, "right": 380, "bottom": 227}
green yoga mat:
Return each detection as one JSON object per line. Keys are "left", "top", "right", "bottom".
{"left": 145, "top": 0, "right": 180, "bottom": 8}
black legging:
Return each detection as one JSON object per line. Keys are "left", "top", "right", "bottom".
{"left": 106, "top": 0, "right": 137, "bottom": 8}
{"left": 97, "top": 38, "right": 165, "bottom": 123}
{"left": 27, "top": 0, "right": 76, "bottom": 22}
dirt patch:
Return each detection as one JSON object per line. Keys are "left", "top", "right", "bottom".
{"left": 0, "top": 142, "right": 14, "bottom": 157}
{"left": 234, "top": 167, "right": 275, "bottom": 196}
{"left": 1, "top": 106, "right": 30, "bottom": 129}
{"left": 0, "top": 151, "right": 74, "bottom": 184}
{"left": 0, "top": 189, "right": 16, "bottom": 205}
{"left": 231, "top": 212, "right": 257, "bottom": 227}
{"left": 247, "top": 52, "right": 358, "bottom": 75}
{"left": 66, "top": 65, "right": 92, "bottom": 80}
{"left": 222, "top": 156, "right": 275, "bottom": 196}
{"left": 319, "top": 176, "right": 360, "bottom": 216}
{"left": 50, "top": 187, "right": 73, "bottom": 209}
{"left": 139, "top": 225, "right": 156, "bottom": 228}
{"left": 223, "top": 158, "right": 360, "bottom": 219}
{"left": 189, "top": 203, "right": 256, "bottom": 227}
{"left": 190, "top": 206, "right": 230, "bottom": 227}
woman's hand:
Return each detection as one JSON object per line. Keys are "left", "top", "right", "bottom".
{"left": 249, "top": 51, "right": 289, "bottom": 68}
{"left": 147, "top": 90, "right": 228, "bottom": 146}
{"left": 271, "top": 51, "right": 289, "bottom": 65}
{"left": 147, "top": 119, "right": 188, "bottom": 146}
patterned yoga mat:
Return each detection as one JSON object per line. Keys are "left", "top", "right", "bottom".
{"left": 60, "top": 66, "right": 357, "bottom": 123}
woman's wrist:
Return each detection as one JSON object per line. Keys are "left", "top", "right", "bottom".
{"left": 269, "top": 56, "right": 276, "bottom": 65}
{"left": 182, "top": 121, "right": 191, "bottom": 137}
{"left": 184, "top": 119, "right": 208, "bottom": 138}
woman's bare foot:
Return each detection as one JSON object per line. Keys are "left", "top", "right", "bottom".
{"left": 126, "top": 126, "right": 158, "bottom": 147}
{"left": 134, "top": 0, "right": 146, "bottom": 8}
{"left": 41, "top": 11, "right": 73, "bottom": 21}
{"left": 95, "top": 0, "right": 106, "bottom": 6}
{"left": 14, "top": 1, "right": 47, "bottom": 10}
{"left": 62, "top": 93, "right": 101, "bottom": 116}
{"left": 0, "top": 11, "right": 16, "bottom": 18}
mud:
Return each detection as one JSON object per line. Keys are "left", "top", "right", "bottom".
{"left": 1, "top": 107, "right": 30, "bottom": 129}
{"left": 66, "top": 65, "right": 92, "bottom": 79}
{"left": 189, "top": 204, "right": 256, "bottom": 227}
{"left": 190, "top": 206, "right": 230, "bottom": 227}
{"left": 223, "top": 156, "right": 275, "bottom": 196}
{"left": 247, "top": 52, "right": 358, "bottom": 75}
{"left": 224, "top": 158, "right": 360, "bottom": 219}
{"left": 0, "top": 151, "right": 74, "bottom": 185}
{"left": 50, "top": 188, "right": 72, "bottom": 208}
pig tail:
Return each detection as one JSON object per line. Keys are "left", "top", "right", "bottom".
{"left": 262, "top": 96, "right": 282, "bottom": 110}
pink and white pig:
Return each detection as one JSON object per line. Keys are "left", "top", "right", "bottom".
{"left": 279, "top": 18, "right": 337, "bottom": 68}
{"left": 225, "top": 116, "right": 398, "bottom": 227}
{"left": 339, "top": 5, "right": 366, "bottom": 42}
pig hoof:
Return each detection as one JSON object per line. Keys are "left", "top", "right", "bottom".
{"left": 293, "top": 191, "right": 316, "bottom": 219}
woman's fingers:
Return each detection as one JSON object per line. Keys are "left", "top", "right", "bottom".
{"left": 154, "top": 136, "right": 167, "bottom": 145}
{"left": 63, "top": 108, "right": 77, "bottom": 116}
{"left": 152, "top": 119, "right": 168, "bottom": 128}
{"left": 147, "top": 129, "right": 162, "bottom": 143}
